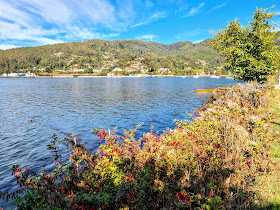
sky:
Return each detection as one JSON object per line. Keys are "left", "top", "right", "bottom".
{"left": 1, "top": 0, "right": 280, "bottom": 50}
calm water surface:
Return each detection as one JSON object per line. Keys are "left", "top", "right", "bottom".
{"left": 0, "top": 77, "right": 238, "bottom": 208}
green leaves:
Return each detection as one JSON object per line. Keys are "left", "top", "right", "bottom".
{"left": 210, "top": 6, "right": 279, "bottom": 83}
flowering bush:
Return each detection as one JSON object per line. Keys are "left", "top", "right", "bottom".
{"left": 2, "top": 83, "right": 275, "bottom": 209}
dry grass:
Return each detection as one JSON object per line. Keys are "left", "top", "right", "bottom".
{"left": 257, "top": 86, "right": 280, "bottom": 209}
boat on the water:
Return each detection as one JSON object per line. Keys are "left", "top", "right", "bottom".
{"left": 193, "top": 75, "right": 199, "bottom": 78}
{"left": 210, "top": 75, "right": 220, "bottom": 78}
{"left": 195, "top": 87, "right": 229, "bottom": 93}
{"left": 216, "top": 88, "right": 227, "bottom": 92}
{"left": 195, "top": 89, "right": 216, "bottom": 93}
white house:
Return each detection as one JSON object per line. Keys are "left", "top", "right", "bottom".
{"left": 112, "top": 67, "right": 123, "bottom": 72}
{"left": 107, "top": 72, "right": 115, "bottom": 77}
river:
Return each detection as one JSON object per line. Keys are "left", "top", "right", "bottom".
{"left": 0, "top": 77, "right": 238, "bottom": 208}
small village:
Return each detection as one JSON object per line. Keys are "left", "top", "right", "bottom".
{"left": 0, "top": 52, "right": 226, "bottom": 78}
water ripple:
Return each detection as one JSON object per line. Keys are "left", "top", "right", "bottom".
{"left": 0, "top": 77, "right": 238, "bottom": 208}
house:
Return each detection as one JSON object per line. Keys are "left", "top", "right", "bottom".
{"left": 131, "top": 62, "right": 141, "bottom": 68}
{"left": 125, "top": 67, "right": 135, "bottom": 72}
{"left": 107, "top": 72, "right": 115, "bottom": 77}
{"left": 112, "top": 67, "right": 123, "bottom": 72}
{"left": 8, "top": 73, "right": 18, "bottom": 77}
{"left": 92, "top": 69, "right": 102, "bottom": 73}
{"left": 73, "top": 68, "right": 85, "bottom": 72}
{"left": 141, "top": 69, "right": 149, "bottom": 73}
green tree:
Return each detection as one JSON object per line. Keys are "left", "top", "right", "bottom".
{"left": 45, "top": 66, "right": 51, "bottom": 73}
{"left": 210, "top": 6, "right": 280, "bottom": 83}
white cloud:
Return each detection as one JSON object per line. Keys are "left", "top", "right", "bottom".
{"left": 18, "top": 0, "right": 72, "bottom": 25}
{"left": 192, "top": 40, "right": 203, "bottom": 44}
{"left": 185, "top": 2, "right": 206, "bottom": 17}
{"left": 175, "top": 4, "right": 190, "bottom": 15}
{"left": 0, "top": 44, "right": 21, "bottom": 50}
{"left": 146, "top": 0, "right": 154, "bottom": 8}
{"left": 116, "top": 0, "right": 134, "bottom": 21}
{"left": 136, "top": 34, "right": 158, "bottom": 40}
{"left": 132, "top": 11, "right": 168, "bottom": 27}
{"left": 0, "top": 20, "right": 61, "bottom": 43}
{"left": 0, "top": 0, "right": 126, "bottom": 47}
{"left": 76, "top": 0, "right": 116, "bottom": 26}
{"left": 214, "top": 3, "right": 226, "bottom": 10}
{"left": 0, "top": 1, "right": 33, "bottom": 27}
{"left": 63, "top": 26, "right": 120, "bottom": 40}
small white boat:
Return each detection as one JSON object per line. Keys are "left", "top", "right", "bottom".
{"left": 226, "top": 76, "right": 233, "bottom": 79}
{"left": 193, "top": 75, "right": 199, "bottom": 78}
{"left": 210, "top": 75, "right": 220, "bottom": 78}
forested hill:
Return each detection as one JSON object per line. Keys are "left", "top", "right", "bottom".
{"left": 0, "top": 38, "right": 224, "bottom": 74}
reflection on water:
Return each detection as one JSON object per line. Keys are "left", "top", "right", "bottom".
{"left": 0, "top": 77, "right": 238, "bottom": 208}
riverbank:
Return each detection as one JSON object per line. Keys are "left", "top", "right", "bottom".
{"left": 1, "top": 74, "right": 231, "bottom": 79}
{"left": 3, "top": 82, "right": 278, "bottom": 209}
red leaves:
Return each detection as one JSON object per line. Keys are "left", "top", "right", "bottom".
{"left": 96, "top": 129, "right": 107, "bottom": 141}
{"left": 214, "top": 143, "right": 221, "bottom": 149}
{"left": 183, "top": 192, "right": 188, "bottom": 199}
{"left": 170, "top": 141, "right": 180, "bottom": 146}
{"left": 177, "top": 192, "right": 188, "bottom": 200}
{"left": 177, "top": 192, "right": 182, "bottom": 200}
{"left": 129, "top": 174, "right": 134, "bottom": 180}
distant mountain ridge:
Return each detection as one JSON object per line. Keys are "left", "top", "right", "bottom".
{"left": 0, "top": 38, "right": 224, "bottom": 74}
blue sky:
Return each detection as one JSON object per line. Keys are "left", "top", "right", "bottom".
{"left": 0, "top": 0, "right": 280, "bottom": 50}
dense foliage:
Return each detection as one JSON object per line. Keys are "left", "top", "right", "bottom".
{"left": 2, "top": 84, "right": 276, "bottom": 209}
{"left": 0, "top": 39, "right": 224, "bottom": 75}
{"left": 210, "top": 7, "right": 280, "bottom": 83}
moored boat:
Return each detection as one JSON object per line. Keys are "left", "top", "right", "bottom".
{"left": 195, "top": 89, "right": 216, "bottom": 93}
{"left": 210, "top": 75, "right": 220, "bottom": 78}
{"left": 216, "top": 88, "right": 227, "bottom": 92}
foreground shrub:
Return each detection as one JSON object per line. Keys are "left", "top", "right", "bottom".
{"left": 2, "top": 83, "right": 274, "bottom": 209}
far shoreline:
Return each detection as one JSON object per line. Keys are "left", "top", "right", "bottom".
{"left": 0, "top": 74, "right": 232, "bottom": 79}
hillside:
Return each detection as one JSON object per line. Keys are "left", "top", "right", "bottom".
{"left": 0, "top": 39, "right": 224, "bottom": 75}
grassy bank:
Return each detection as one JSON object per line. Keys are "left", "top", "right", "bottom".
{"left": 258, "top": 86, "right": 280, "bottom": 209}
{"left": 1, "top": 83, "right": 279, "bottom": 209}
